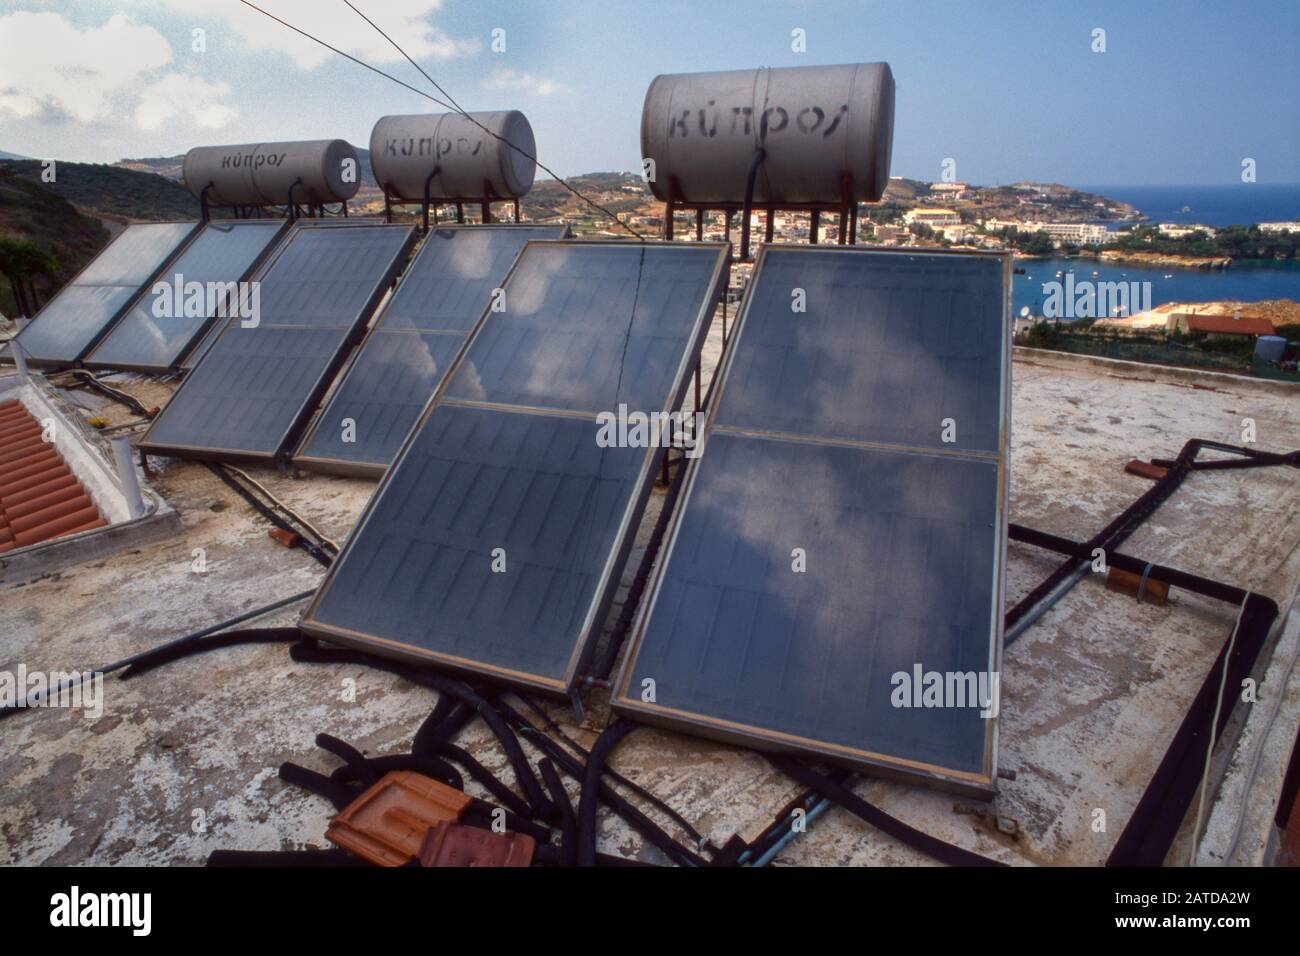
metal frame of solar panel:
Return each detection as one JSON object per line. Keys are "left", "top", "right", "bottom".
{"left": 5, "top": 221, "right": 200, "bottom": 368}
{"left": 299, "top": 239, "right": 731, "bottom": 695}
{"left": 612, "top": 244, "right": 1012, "bottom": 797}
{"left": 293, "top": 223, "right": 569, "bottom": 478}
{"left": 137, "top": 219, "right": 417, "bottom": 464}
{"left": 82, "top": 219, "right": 292, "bottom": 373}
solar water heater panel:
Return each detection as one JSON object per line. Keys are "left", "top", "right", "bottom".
{"left": 84, "top": 220, "right": 286, "bottom": 371}
{"left": 294, "top": 225, "right": 566, "bottom": 476}
{"left": 300, "top": 241, "right": 730, "bottom": 692}
{"left": 138, "top": 221, "right": 416, "bottom": 462}
{"left": 8, "top": 221, "right": 197, "bottom": 366}
{"left": 613, "top": 245, "right": 1010, "bottom": 796}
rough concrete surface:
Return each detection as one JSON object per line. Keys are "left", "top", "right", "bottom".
{"left": 1, "top": 336, "right": 1298, "bottom": 867}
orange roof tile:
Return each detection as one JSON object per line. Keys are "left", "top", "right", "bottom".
{"left": 0, "top": 400, "right": 106, "bottom": 552}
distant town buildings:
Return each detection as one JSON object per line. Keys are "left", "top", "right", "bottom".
{"left": 982, "top": 219, "right": 1110, "bottom": 244}
{"left": 1258, "top": 221, "right": 1300, "bottom": 234}
{"left": 929, "top": 181, "right": 968, "bottom": 200}
{"left": 903, "top": 207, "right": 961, "bottom": 227}
{"left": 1157, "top": 223, "right": 1218, "bottom": 239}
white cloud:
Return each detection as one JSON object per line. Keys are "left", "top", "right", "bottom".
{"left": 135, "top": 75, "right": 239, "bottom": 131}
{"left": 0, "top": 12, "right": 172, "bottom": 122}
{"left": 159, "top": 0, "right": 481, "bottom": 70}
{"left": 483, "top": 67, "right": 569, "bottom": 97}
{"left": 0, "top": 10, "right": 238, "bottom": 134}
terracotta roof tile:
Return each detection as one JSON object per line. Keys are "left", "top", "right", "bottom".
{"left": 0, "top": 403, "right": 106, "bottom": 553}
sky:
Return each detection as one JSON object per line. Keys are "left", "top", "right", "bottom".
{"left": 0, "top": 0, "right": 1296, "bottom": 186}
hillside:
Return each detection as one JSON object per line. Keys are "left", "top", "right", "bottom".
{"left": 0, "top": 166, "right": 110, "bottom": 317}
{"left": 0, "top": 158, "right": 201, "bottom": 222}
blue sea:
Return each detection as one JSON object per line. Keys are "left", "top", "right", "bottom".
{"left": 1010, "top": 184, "right": 1300, "bottom": 313}
{"left": 1079, "top": 183, "right": 1300, "bottom": 228}
{"left": 1014, "top": 257, "right": 1300, "bottom": 317}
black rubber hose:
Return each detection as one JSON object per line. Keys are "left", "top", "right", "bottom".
{"left": 577, "top": 719, "right": 638, "bottom": 867}
{"left": 500, "top": 706, "right": 706, "bottom": 867}
{"left": 119, "top": 627, "right": 302, "bottom": 679}
{"left": 463, "top": 799, "right": 551, "bottom": 843}
{"left": 207, "top": 848, "right": 369, "bottom": 867}
{"left": 328, "top": 752, "right": 462, "bottom": 792}
{"left": 413, "top": 695, "right": 459, "bottom": 752}
{"left": 316, "top": 733, "right": 379, "bottom": 786}
{"left": 288, "top": 642, "right": 553, "bottom": 820}
{"left": 511, "top": 694, "right": 708, "bottom": 849}
{"left": 768, "top": 756, "right": 1006, "bottom": 867}
{"left": 539, "top": 758, "right": 576, "bottom": 866}
{"left": 430, "top": 742, "right": 531, "bottom": 817}
{"left": 279, "top": 761, "right": 358, "bottom": 811}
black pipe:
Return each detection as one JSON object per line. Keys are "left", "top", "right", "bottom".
{"left": 768, "top": 756, "right": 1006, "bottom": 867}
{"left": 539, "top": 758, "right": 577, "bottom": 866}
{"left": 0, "top": 591, "right": 314, "bottom": 720}
{"left": 315, "top": 733, "right": 378, "bottom": 786}
{"left": 577, "top": 719, "right": 638, "bottom": 867}
{"left": 208, "top": 848, "right": 369, "bottom": 867}
{"left": 596, "top": 453, "right": 691, "bottom": 679}
{"left": 510, "top": 694, "right": 708, "bottom": 849}
{"left": 331, "top": 751, "right": 461, "bottom": 791}
{"left": 738, "top": 148, "right": 766, "bottom": 261}
{"left": 421, "top": 166, "right": 442, "bottom": 233}
{"left": 1008, "top": 523, "right": 1248, "bottom": 605}
{"left": 119, "top": 627, "right": 302, "bottom": 679}
{"left": 286, "top": 178, "right": 303, "bottom": 221}
{"left": 288, "top": 642, "right": 553, "bottom": 821}
{"left": 499, "top": 706, "right": 706, "bottom": 867}
{"left": 203, "top": 462, "right": 333, "bottom": 567}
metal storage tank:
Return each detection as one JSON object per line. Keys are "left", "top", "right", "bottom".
{"left": 1255, "top": 335, "right": 1287, "bottom": 363}
{"left": 369, "top": 111, "right": 537, "bottom": 201}
{"left": 183, "top": 140, "right": 359, "bottom": 206}
{"left": 640, "top": 62, "right": 894, "bottom": 205}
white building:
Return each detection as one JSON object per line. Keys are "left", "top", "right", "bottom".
{"left": 1259, "top": 221, "right": 1300, "bottom": 234}
{"left": 1157, "top": 223, "right": 1218, "bottom": 239}
{"left": 983, "top": 220, "right": 1109, "bottom": 244}
{"left": 903, "top": 207, "right": 960, "bottom": 227}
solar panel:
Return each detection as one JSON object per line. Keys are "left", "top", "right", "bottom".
{"left": 84, "top": 220, "right": 287, "bottom": 372}
{"left": 613, "top": 246, "right": 1010, "bottom": 796}
{"left": 138, "top": 221, "right": 416, "bottom": 463}
{"left": 295, "top": 225, "right": 566, "bottom": 477}
{"left": 8, "top": 222, "right": 197, "bottom": 367}
{"left": 300, "top": 241, "right": 729, "bottom": 693}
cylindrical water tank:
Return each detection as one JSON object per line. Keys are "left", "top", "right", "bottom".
{"left": 183, "top": 140, "right": 359, "bottom": 206}
{"left": 370, "top": 111, "right": 537, "bottom": 201}
{"left": 641, "top": 62, "right": 895, "bottom": 205}
{"left": 1255, "top": 335, "right": 1287, "bottom": 363}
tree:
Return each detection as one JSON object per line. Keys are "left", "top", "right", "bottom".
{"left": 0, "top": 236, "right": 59, "bottom": 317}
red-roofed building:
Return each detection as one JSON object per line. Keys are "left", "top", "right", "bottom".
{"left": 1168, "top": 311, "right": 1276, "bottom": 339}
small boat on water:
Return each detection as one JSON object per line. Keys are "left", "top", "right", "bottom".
{"left": 1091, "top": 270, "right": 1100, "bottom": 278}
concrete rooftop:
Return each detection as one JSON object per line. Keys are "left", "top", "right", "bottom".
{"left": 1, "top": 332, "right": 1298, "bottom": 866}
